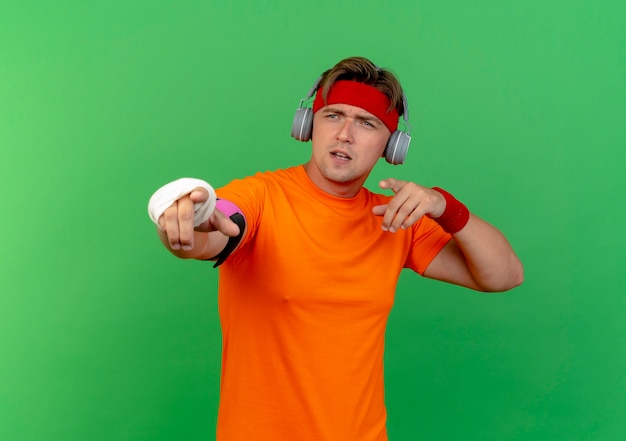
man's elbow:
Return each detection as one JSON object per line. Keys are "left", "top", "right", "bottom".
{"left": 511, "top": 262, "right": 525, "bottom": 288}
{"left": 481, "top": 261, "right": 525, "bottom": 293}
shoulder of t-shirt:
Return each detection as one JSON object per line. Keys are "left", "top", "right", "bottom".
{"left": 215, "top": 166, "right": 300, "bottom": 201}
{"left": 361, "top": 186, "right": 393, "bottom": 205}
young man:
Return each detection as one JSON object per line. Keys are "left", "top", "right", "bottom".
{"left": 148, "top": 56, "right": 523, "bottom": 441}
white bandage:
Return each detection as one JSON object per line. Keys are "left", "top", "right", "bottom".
{"left": 148, "top": 178, "right": 217, "bottom": 228}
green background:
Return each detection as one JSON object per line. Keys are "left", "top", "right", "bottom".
{"left": 1, "top": 1, "right": 625, "bottom": 440}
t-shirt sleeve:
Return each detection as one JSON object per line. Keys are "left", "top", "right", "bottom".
{"left": 404, "top": 216, "right": 452, "bottom": 275}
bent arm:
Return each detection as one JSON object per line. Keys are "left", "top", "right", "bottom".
{"left": 374, "top": 179, "right": 523, "bottom": 292}
{"left": 423, "top": 214, "right": 524, "bottom": 292}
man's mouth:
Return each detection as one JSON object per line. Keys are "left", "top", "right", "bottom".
{"left": 331, "top": 151, "right": 351, "bottom": 161}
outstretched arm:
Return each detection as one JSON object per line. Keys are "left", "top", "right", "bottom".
{"left": 373, "top": 178, "right": 523, "bottom": 292}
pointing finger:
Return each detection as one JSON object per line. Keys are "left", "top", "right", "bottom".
{"left": 177, "top": 196, "right": 197, "bottom": 250}
{"left": 379, "top": 178, "right": 406, "bottom": 194}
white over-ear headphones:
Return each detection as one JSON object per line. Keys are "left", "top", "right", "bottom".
{"left": 290, "top": 76, "right": 412, "bottom": 165}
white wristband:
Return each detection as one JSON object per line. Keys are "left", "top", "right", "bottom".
{"left": 147, "top": 178, "right": 217, "bottom": 227}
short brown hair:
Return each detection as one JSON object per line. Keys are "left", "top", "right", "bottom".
{"left": 317, "top": 56, "right": 405, "bottom": 116}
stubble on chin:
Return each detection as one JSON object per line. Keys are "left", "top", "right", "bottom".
{"left": 319, "top": 162, "right": 365, "bottom": 186}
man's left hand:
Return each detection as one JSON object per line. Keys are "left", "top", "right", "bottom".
{"left": 372, "top": 178, "right": 446, "bottom": 232}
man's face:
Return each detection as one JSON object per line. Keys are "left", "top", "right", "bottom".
{"left": 306, "top": 103, "right": 391, "bottom": 196}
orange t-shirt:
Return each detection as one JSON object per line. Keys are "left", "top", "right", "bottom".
{"left": 215, "top": 165, "right": 450, "bottom": 441}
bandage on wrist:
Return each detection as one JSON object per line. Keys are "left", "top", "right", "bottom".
{"left": 147, "top": 178, "right": 217, "bottom": 227}
{"left": 430, "top": 187, "right": 470, "bottom": 234}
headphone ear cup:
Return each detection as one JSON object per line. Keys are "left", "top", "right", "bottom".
{"left": 384, "top": 131, "right": 412, "bottom": 165}
{"left": 291, "top": 108, "right": 314, "bottom": 142}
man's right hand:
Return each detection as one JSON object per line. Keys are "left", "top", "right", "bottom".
{"left": 158, "top": 188, "right": 240, "bottom": 253}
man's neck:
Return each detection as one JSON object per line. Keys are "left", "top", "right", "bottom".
{"left": 302, "top": 162, "right": 365, "bottom": 198}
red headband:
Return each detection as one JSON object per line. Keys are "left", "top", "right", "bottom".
{"left": 312, "top": 80, "right": 399, "bottom": 133}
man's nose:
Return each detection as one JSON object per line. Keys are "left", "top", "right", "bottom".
{"left": 336, "top": 119, "right": 354, "bottom": 143}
